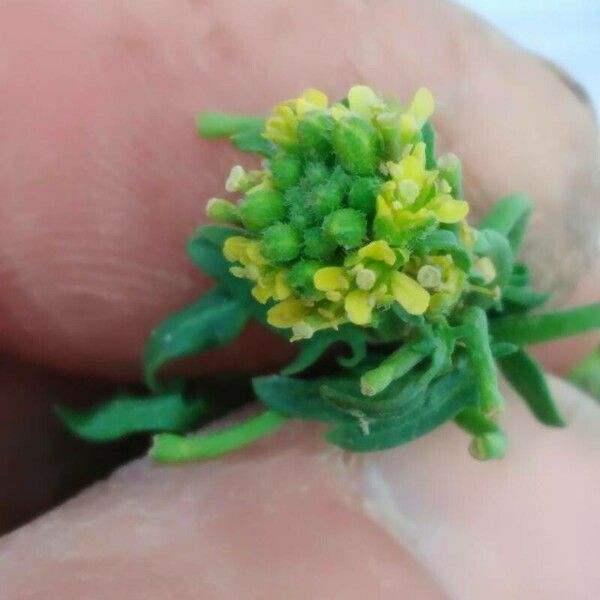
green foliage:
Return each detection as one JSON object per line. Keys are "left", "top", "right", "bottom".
{"left": 143, "top": 287, "right": 249, "bottom": 391}
{"left": 478, "top": 194, "right": 532, "bottom": 254}
{"left": 57, "top": 388, "right": 206, "bottom": 442}
{"left": 499, "top": 349, "right": 565, "bottom": 427}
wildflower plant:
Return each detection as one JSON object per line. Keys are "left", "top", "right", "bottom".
{"left": 59, "top": 87, "right": 600, "bottom": 463}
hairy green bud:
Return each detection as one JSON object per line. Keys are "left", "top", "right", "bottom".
{"left": 270, "top": 155, "right": 303, "bottom": 190}
{"left": 261, "top": 223, "right": 302, "bottom": 263}
{"left": 301, "top": 161, "right": 330, "bottom": 187}
{"left": 297, "top": 112, "right": 335, "bottom": 156}
{"left": 323, "top": 208, "right": 367, "bottom": 249}
{"left": 303, "top": 226, "right": 338, "bottom": 261}
{"left": 287, "top": 260, "right": 323, "bottom": 299}
{"left": 205, "top": 198, "right": 241, "bottom": 225}
{"left": 348, "top": 177, "right": 381, "bottom": 215}
{"left": 240, "top": 189, "right": 285, "bottom": 232}
{"left": 332, "top": 116, "right": 381, "bottom": 176}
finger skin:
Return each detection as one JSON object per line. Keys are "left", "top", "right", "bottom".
{"left": 0, "top": 0, "right": 598, "bottom": 379}
{"left": 0, "top": 422, "right": 446, "bottom": 600}
{"left": 0, "top": 381, "right": 597, "bottom": 599}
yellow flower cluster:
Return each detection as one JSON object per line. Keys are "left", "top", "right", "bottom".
{"left": 214, "top": 86, "right": 475, "bottom": 339}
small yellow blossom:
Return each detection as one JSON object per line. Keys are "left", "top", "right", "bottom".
{"left": 314, "top": 267, "right": 350, "bottom": 292}
{"left": 358, "top": 240, "right": 397, "bottom": 265}
{"left": 267, "top": 297, "right": 310, "bottom": 328}
{"left": 345, "top": 289, "right": 373, "bottom": 325}
{"left": 390, "top": 272, "right": 430, "bottom": 315}
{"left": 347, "top": 85, "right": 385, "bottom": 121}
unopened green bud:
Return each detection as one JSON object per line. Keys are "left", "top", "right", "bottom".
{"left": 239, "top": 189, "right": 285, "bottom": 232}
{"left": 297, "top": 112, "right": 335, "bottom": 156}
{"left": 269, "top": 155, "right": 303, "bottom": 190}
{"left": 287, "top": 260, "right": 322, "bottom": 299}
{"left": 261, "top": 223, "right": 302, "bottom": 263}
{"left": 332, "top": 116, "right": 381, "bottom": 175}
{"left": 311, "top": 180, "right": 344, "bottom": 217}
{"left": 206, "top": 198, "right": 241, "bottom": 225}
{"left": 348, "top": 177, "right": 381, "bottom": 215}
{"left": 302, "top": 161, "right": 330, "bottom": 187}
{"left": 323, "top": 208, "right": 367, "bottom": 249}
{"left": 468, "top": 431, "right": 507, "bottom": 461}
{"left": 286, "top": 188, "right": 317, "bottom": 231}
{"left": 438, "top": 153, "right": 463, "bottom": 198}
{"left": 303, "top": 226, "right": 338, "bottom": 261}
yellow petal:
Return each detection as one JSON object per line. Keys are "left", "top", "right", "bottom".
{"left": 301, "top": 88, "right": 328, "bottom": 109}
{"left": 246, "top": 241, "right": 267, "bottom": 266}
{"left": 391, "top": 272, "right": 430, "bottom": 315}
{"left": 358, "top": 240, "right": 397, "bottom": 266}
{"left": 344, "top": 289, "right": 373, "bottom": 325}
{"left": 274, "top": 270, "right": 292, "bottom": 300}
{"left": 267, "top": 298, "right": 308, "bottom": 329}
{"left": 429, "top": 195, "right": 469, "bottom": 224}
{"left": 347, "top": 85, "right": 381, "bottom": 120}
{"left": 314, "top": 267, "right": 350, "bottom": 292}
{"left": 223, "top": 236, "right": 249, "bottom": 262}
{"left": 251, "top": 283, "right": 272, "bottom": 305}
{"left": 410, "top": 88, "right": 435, "bottom": 122}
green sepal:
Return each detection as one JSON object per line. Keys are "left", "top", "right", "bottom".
{"left": 498, "top": 349, "right": 565, "bottom": 427}
{"left": 421, "top": 121, "right": 437, "bottom": 169}
{"left": 326, "top": 367, "right": 476, "bottom": 452}
{"left": 478, "top": 194, "right": 532, "bottom": 254}
{"left": 281, "top": 326, "right": 369, "bottom": 376}
{"left": 143, "top": 287, "right": 250, "bottom": 391}
{"left": 414, "top": 229, "right": 472, "bottom": 272}
{"left": 56, "top": 387, "right": 205, "bottom": 442}
{"left": 489, "top": 302, "right": 600, "bottom": 346}
{"left": 474, "top": 229, "right": 513, "bottom": 288}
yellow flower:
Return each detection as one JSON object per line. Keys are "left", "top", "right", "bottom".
{"left": 390, "top": 272, "right": 430, "bottom": 315}
{"left": 267, "top": 297, "right": 310, "bottom": 328}
{"left": 263, "top": 88, "right": 328, "bottom": 146}
{"left": 345, "top": 289, "right": 373, "bottom": 325}
{"left": 357, "top": 240, "right": 397, "bottom": 266}
{"left": 313, "top": 267, "right": 350, "bottom": 292}
{"left": 398, "top": 87, "right": 435, "bottom": 143}
{"left": 427, "top": 194, "right": 469, "bottom": 224}
{"left": 347, "top": 85, "right": 385, "bottom": 121}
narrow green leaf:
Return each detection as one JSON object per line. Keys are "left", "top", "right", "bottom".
{"left": 501, "top": 285, "right": 551, "bottom": 310}
{"left": 569, "top": 346, "right": 600, "bottom": 400}
{"left": 326, "top": 368, "right": 476, "bottom": 452}
{"left": 489, "top": 302, "right": 600, "bottom": 346}
{"left": 499, "top": 349, "right": 565, "bottom": 427}
{"left": 197, "top": 112, "right": 265, "bottom": 138}
{"left": 253, "top": 375, "right": 356, "bottom": 424}
{"left": 56, "top": 390, "right": 205, "bottom": 442}
{"left": 150, "top": 410, "right": 287, "bottom": 463}
{"left": 281, "top": 326, "right": 369, "bottom": 376}
{"left": 143, "top": 287, "right": 249, "bottom": 391}
{"left": 421, "top": 121, "right": 436, "bottom": 169}
{"left": 231, "top": 127, "right": 276, "bottom": 157}
{"left": 478, "top": 194, "right": 532, "bottom": 253}
{"left": 490, "top": 342, "right": 519, "bottom": 358}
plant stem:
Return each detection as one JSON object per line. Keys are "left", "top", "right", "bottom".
{"left": 461, "top": 306, "right": 504, "bottom": 415}
{"left": 454, "top": 407, "right": 507, "bottom": 460}
{"left": 489, "top": 302, "right": 600, "bottom": 346}
{"left": 360, "top": 338, "right": 433, "bottom": 396}
{"left": 197, "top": 112, "right": 265, "bottom": 138}
{"left": 149, "top": 410, "right": 287, "bottom": 463}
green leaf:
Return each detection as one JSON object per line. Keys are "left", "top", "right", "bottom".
{"left": 326, "top": 367, "right": 476, "bottom": 452}
{"left": 569, "top": 346, "right": 600, "bottom": 400}
{"left": 253, "top": 375, "right": 356, "bottom": 424}
{"left": 478, "top": 194, "right": 532, "bottom": 254}
{"left": 150, "top": 410, "right": 287, "bottom": 463}
{"left": 143, "top": 287, "right": 249, "bottom": 391}
{"left": 474, "top": 229, "right": 513, "bottom": 288}
{"left": 231, "top": 127, "right": 276, "bottom": 157}
{"left": 421, "top": 121, "right": 436, "bottom": 169}
{"left": 281, "top": 326, "right": 369, "bottom": 376}
{"left": 498, "top": 349, "right": 565, "bottom": 427}
{"left": 414, "top": 229, "right": 472, "bottom": 271}
{"left": 56, "top": 389, "right": 205, "bottom": 442}
{"left": 489, "top": 302, "right": 600, "bottom": 346}
{"left": 490, "top": 342, "right": 519, "bottom": 358}
{"left": 501, "top": 284, "right": 551, "bottom": 310}
{"left": 197, "top": 112, "right": 266, "bottom": 139}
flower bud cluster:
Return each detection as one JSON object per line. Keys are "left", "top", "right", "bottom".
{"left": 208, "top": 86, "right": 484, "bottom": 339}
